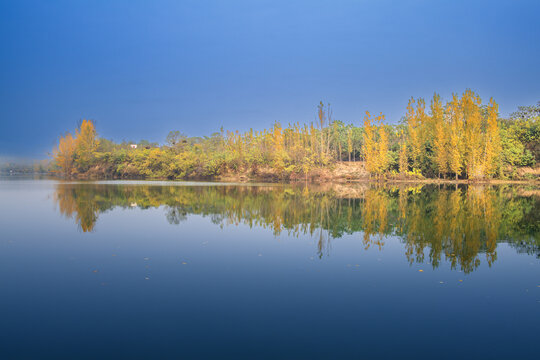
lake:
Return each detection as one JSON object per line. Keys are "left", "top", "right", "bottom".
{"left": 0, "top": 178, "right": 539, "bottom": 359}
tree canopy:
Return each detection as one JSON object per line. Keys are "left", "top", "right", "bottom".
{"left": 52, "top": 92, "right": 539, "bottom": 181}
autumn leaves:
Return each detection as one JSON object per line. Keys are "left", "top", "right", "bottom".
{"left": 52, "top": 90, "right": 512, "bottom": 181}
{"left": 362, "top": 111, "right": 388, "bottom": 177}
{"left": 363, "top": 90, "right": 502, "bottom": 180}
{"left": 53, "top": 119, "right": 100, "bottom": 176}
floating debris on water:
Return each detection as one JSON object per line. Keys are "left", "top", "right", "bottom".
{"left": 418, "top": 270, "right": 424, "bottom": 272}
{"left": 182, "top": 261, "right": 187, "bottom": 265}
{"left": 144, "top": 276, "right": 150, "bottom": 280}
{"left": 92, "top": 270, "right": 99, "bottom": 273}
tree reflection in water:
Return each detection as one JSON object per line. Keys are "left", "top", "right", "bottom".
{"left": 53, "top": 183, "right": 539, "bottom": 273}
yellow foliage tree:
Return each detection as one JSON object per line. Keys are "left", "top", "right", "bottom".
{"left": 363, "top": 111, "right": 376, "bottom": 176}
{"left": 272, "top": 122, "right": 286, "bottom": 173}
{"left": 75, "top": 119, "right": 99, "bottom": 171}
{"left": 53, "top": 133, "right": 77, "bottom": 176}
{"left": 431, "top": 93, "right": 448, "bottom": 178}
{"left": 406, "top": 97, "right": 423, "bottom": 171}
{"left": 461, "top": 90, "right": 483, "bottom": 179}
{"left": 376, "top": 113, "right": 389, "bottom": 177}
{"left": 447, "top": 94, "right": 464, "bottom": 180}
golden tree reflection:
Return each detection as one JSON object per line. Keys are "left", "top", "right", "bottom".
{"left": 53, "top": 183, "right": 539, "bottom": 272}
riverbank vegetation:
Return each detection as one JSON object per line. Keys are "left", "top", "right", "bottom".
{"left": 51, "top": 91, "right": 540, "bottom": 181}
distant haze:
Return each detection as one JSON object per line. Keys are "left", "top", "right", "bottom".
{"left": 1, "top": 0, "right": 539, "bottom": 158}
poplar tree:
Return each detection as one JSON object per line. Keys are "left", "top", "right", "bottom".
{"left": 376, "top": 114, "right": 389, "bottom": 177}
{"left": 272, "top": 122, "right": 285, "bottom": 172}
{"left": 431, "top": 93, "right": 448, "bottom": 178}
{"left": 363, "top": 111, "right": 376, "bottom": 176}
{"left": 406, "top": 98, "right": 423, "bottom": 171}
{"left": 462, "top": 90, "right": 483, "bottom": 179}
{"left": 483, "top": 98, "right": 502, "bottom": 177}
{"left": 447, "top": 94, "right": 464, "bottom": 180}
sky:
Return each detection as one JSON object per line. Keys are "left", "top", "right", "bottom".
{"left": 1, "top": 0, "right": 539, "bottom": 159}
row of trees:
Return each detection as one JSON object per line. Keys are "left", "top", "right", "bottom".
{"left": 52, "top": 92, "right": 539, "bottom": 180}
{"left": 403, "top": 90, "right": 501, "bottom": 180}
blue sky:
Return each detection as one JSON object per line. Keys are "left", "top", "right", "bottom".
{"left": 1, "top": 0, "right": 539, "bottom": 158}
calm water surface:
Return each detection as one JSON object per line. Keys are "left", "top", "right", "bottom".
{"left": 0, "top": 178, "right": 539, "bottom": 359}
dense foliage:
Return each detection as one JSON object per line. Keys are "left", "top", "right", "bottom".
{"left": 51, "top": 93, "right": 540, "bottom": 180}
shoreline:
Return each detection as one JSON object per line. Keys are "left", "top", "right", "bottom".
{"left": 4, "top": 172, "right": 538, "bottom": 187}
{"left": 218, "top": 176, "right": 540, "bottom": 186}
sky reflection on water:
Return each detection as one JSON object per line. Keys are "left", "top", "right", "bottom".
{"left": 0, "top": 179, "right": 538, "bottom": 359}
